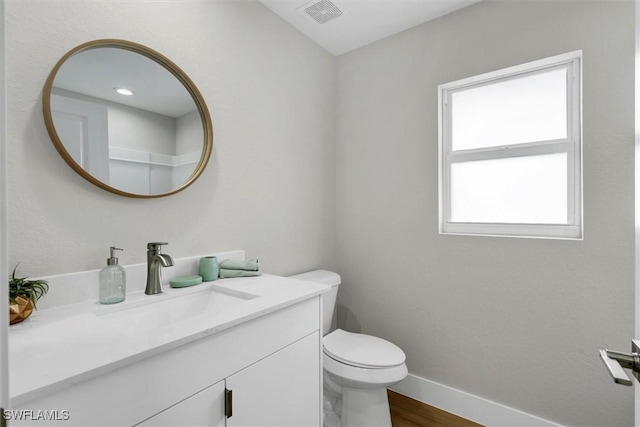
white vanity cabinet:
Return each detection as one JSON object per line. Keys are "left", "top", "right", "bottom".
{"left": 225, "top": 331, "right": 320, "bottom": 427}
{"left": 138, "top": 332, "right": 320, "bottom": 427}
{"left": 12, "top": 296, "right": 322, "bottom": 427}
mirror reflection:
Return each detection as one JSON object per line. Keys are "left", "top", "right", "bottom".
{"left": 43, "top": 40, "right": 213, "bottom": 198}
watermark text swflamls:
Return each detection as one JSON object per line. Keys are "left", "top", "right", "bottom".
{"left": 2, "top": 409, "right": 70, "bottom": 421}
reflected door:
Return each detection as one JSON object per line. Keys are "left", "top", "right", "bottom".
{"left": 51, "top": 94, "right": 109, "bottom": 183}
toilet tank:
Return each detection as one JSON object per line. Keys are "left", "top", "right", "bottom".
{"left": 288, "top": 270, "right": 341, "bottom": 336}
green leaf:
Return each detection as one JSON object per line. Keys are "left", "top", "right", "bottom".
{"left": 8, "top": 264, "right": 49, "bottom": 308}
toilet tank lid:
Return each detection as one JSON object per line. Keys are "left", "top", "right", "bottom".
{"left": 289, "top": 270, "right": 341, "bottom": 286}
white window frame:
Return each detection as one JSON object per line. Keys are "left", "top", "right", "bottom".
{"left": 438, "top": 51, "right": 583, "bottom": 239}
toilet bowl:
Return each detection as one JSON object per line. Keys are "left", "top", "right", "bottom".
{"left": 289, "top": 270, "right": 408, "bottom": 427}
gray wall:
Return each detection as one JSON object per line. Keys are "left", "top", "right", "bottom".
{"left": 7, "top": 0, "right": 336, "bottom": 276}
{"left": 335, "top": 1, "right": 635, "bottom": 426}
{"left": 6, "top": 0, "right": 636, "bottom": 425}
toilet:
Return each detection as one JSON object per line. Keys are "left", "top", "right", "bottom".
{"left": 290, "top": 270, "right": 408, "bottom": 427}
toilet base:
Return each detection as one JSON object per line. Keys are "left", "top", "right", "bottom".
{"left": 340, "top": 386, "right": 392, "bottom": 427}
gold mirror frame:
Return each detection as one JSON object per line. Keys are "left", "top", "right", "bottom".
{"left": 42, "top": 39, "right": 213, "bottom": 198}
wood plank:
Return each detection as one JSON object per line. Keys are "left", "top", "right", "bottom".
{"left": 388, "top": 390, "right": 483, "bottom": 427}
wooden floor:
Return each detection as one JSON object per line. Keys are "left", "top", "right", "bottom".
{"left": 388, "top": 390, "right": 483, "bottom": 427}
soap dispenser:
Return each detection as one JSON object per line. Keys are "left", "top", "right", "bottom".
{"left": 99, "top": 246, "right": 126, "bottom": 304}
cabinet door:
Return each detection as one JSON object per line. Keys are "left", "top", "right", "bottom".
{"left": 136, "top": 380, "right": 225, "bottom": 427}
{"left": 226, "top": 332, "right": 320, "bottom": 427}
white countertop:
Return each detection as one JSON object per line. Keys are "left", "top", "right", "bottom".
{"left": 9, "top": 273, "right": 329, "bottom": 406}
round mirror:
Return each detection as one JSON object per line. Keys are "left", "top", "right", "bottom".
{"left": 43, "top": 39, "right": 213, "bottom": 198}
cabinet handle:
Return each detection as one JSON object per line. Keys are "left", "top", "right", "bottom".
{"left": 225, "top": 388, "right": 233, "bottom": 418}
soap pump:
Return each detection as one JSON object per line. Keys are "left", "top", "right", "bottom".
{"left": 99, "top": 246, "right": 126, "bottom": 304}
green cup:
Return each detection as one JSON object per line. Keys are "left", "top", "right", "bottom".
{"left": 199, "top": 256, "right": 219, "bottom": 281}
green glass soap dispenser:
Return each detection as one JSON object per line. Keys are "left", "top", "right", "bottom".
{"left": 99, "top": 246, "right": 126, "bottom": 304}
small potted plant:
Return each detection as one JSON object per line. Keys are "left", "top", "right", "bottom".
{"left": 9, "top": 265, "right": 48, "bottom": 325}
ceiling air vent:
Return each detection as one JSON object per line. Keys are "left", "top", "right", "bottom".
{"left": 303, "top": 0, "right": 343, "bottom": 25}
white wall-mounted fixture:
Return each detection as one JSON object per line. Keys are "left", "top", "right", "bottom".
{"left": 300, "top": 0, "right": 344, "bottom": 25}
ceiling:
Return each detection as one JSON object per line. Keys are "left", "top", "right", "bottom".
{"left": 259, "top": 0, "right": 481, "bottom": 56}
{"left": 54, "top": 47, "right": 196, "bottom": 118}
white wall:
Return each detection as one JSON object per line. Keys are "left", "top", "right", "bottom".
{"left": 6, "top": 0, "right": 336, "bottom": 276}
{"left": 177, "top": 110, "right": 202, "bottom": 155}
{"left": 108, "top": 103, "right": 175, "bottom": 155}
{"left": 0, "top": 0, "right": 9, "bottom": 414}
{"left": 6, "top": 1, "right": 635, "bottom": 425}
{"left": 335, "top": 1, "right": 634, "bottom": 426}
{"left": 51, "top": 87, "right": 181, "bottom": 156}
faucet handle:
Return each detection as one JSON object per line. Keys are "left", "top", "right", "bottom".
{"left": 147, "top": 242, "right": 169, "bottom": 251}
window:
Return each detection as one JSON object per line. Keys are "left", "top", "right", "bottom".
{"left": 438, "top": 51, "right": 582, "bottom": 239}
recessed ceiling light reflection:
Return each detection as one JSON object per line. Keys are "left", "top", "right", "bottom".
{"left": 115, "top": 88, "right": 133, "bottom": 96}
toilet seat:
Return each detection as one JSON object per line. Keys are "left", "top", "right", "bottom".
{"left": 323, "top": 353, "right": 408, "bottom": 390}
{"left": 323, "top": 329, "right": 406, "bottom": 369}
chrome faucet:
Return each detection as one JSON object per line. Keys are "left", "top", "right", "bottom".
{"left": 145, "top": 242, "right": 175, "bottom": 295}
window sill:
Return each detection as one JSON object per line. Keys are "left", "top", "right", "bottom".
{"left": 440, "top": 222, "right": 582, "bottom": 240}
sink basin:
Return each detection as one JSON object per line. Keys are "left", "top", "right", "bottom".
{"left": 94, "top": 285, "right": 257, "bottom": 335}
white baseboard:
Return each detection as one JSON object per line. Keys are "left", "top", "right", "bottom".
{"left": 390, "top": 374, "right": 563, "bottom": 427}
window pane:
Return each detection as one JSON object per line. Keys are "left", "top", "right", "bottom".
{"left": 450, "top": 153, "right": 568, "bottom": 224}
{"left": 451, "top": 68, "right": 567, "bottom": 151}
